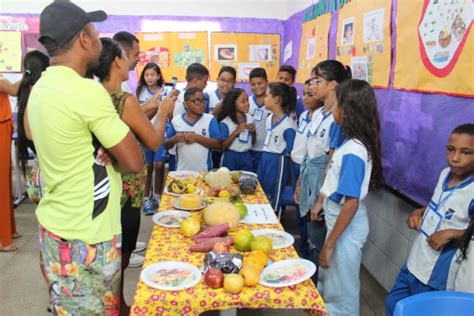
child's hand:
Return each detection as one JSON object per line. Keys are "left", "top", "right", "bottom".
{"left": 247, "top": 123, "right": 256, "bottom": 133}
{"left": 310, "top": 201, "right": 323, "bottom": 221}
{"left": 293, "top": 184, "right": 300, "bottom": 204}
{"left": 236, "top": 123, "right": 247, "bottom": 133}
{"left": 319, "top": 244, "right": 334, "bottom": 268}
{"left": 185, "top": 133, "right": 197, "bottom": 144}
{"left": 174, "top": 133, "right": 187, "bottom": 143}
{"left": 159, "top": 89, "right": 179, "bottom": 116}
{"left": 407, "top": 207, "right": 425, "bottom": 231}
{"left": 427, "top": 230, "right": 452, "bottom": 251}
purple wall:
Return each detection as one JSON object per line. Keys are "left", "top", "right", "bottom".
{"left": 283, "top": 5, "right": 474, "bottom": 204}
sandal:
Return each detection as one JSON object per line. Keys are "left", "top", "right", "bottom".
{"left": 0, "top": 244, "right": 18, "bottom": 252}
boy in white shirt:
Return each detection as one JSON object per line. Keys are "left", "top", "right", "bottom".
{"left": 165, "top": 88, "right": 221, "bottom": 172}
{"left": 385, "top": 123, "right": 474, "bottom": 315}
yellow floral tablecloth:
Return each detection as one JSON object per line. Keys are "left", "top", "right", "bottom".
{"left": 131, "top": 177, "right": 327, "bottom": 316}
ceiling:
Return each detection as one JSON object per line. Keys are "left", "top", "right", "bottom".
{"left": 0, "top": 0, "right": 316, "bottom": 20}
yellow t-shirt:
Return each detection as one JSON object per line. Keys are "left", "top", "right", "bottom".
{"left": 28, "top": 66, "right": 129, "bottom": 244}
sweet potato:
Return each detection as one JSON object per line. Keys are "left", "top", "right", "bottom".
{"left": 189, "top": 236, "right": 233, "bottom": 252}
{"left": 193, "top": 223, "right": 230, "bottom": 240}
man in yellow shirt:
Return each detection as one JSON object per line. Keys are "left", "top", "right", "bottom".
{"left": 28, "top": 1, "right": 143, "bottom": 314}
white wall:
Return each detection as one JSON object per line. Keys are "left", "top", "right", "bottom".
{"left": 362, "top": 189, "right": 419, "bottom": 291}
{"left": 1, "top": 0, "right": 315, "bottom": 20}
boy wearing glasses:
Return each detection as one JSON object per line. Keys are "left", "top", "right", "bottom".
{"left": 208, "top": 66, "right": 236, "bottom": 115}
{"left": 165, "top": 88, "right": 222, "bottom": 172}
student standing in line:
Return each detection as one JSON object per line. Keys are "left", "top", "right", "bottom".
{"left": 165, "top": 88, "right": 221, "bottom": 172}
{"left": 170, "top": 63, "right": 210, "bottom": 171}
{"left": 312, "top": 79, "right": 384, "bottom": 316}
{"left": 136, "top": 62, "right": 167, "bottom": 215}
{"left": 277, "top": 64, "right": 305, "bottom": 119}
{"left": 290, "top": 79, "right": 322, "bottom": 259}
{"left": 217, "top": 88, "right": 256, "bottom": 171}
{"left": 299, "top": 60, "right": 350, "bottom": 280}
{"left": 208, "top": 66, "right": 237, "bottom": 169}
{"left": 28, "top": 2, "right": 144, "bottom": 314}
{"left": 385, "top": 123, "right": 474, "bottom": 315}
{"left": 94, "top": 37, "right": 177, "bottom": 313}
{"left": 248, "top": 67, "right": 271, "bottom": 173}
{"left": 257, "top": 82, "right": 297, "bottom": 211}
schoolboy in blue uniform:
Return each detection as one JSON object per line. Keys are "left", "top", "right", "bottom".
{"left": 277, "top": 64, "right": 305, "bottom": 120}
{"left": 385, "top": 123, "right": 474, "bottom": 316}
{"left": 165, "top": 88, "right": 221, "bottom": 172}
{"left": 248, "top": 68, "right": 271, "bottom": 173}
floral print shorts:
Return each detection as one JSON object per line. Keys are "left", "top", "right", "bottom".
{"left": 39, "top": 226, "right": 122, "bottom": 316}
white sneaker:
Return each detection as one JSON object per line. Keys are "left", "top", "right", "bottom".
{"left": 128, "top": 253, "right": 144, "bottom": 268}
{"left": 133, "top": 241, "right": 147, "bottom": 253}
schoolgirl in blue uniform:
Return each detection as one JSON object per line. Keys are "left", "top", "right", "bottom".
{"left": 135, "top": 62, "right": 166, "bottom": 214}
{"left": 312, "top": 80, "right": 384, "bottom": 316}
{"left": 217, "top": 88, "right": 256, "bottom": 171}
{"left": 257, "top": 82, "right": 297, "bottom": 211}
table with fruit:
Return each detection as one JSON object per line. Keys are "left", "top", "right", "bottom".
{"left": 131, "top": 169, "right": 327, "bottom": 316}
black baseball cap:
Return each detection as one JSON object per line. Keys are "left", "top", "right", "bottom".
{"left": 39, "top": 0, "right": 107, "bottom": 51}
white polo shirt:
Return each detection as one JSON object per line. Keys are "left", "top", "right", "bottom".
{"left": 307, "top": 108, "right": 344, "bottom": 159}
{"left": 263, "top": 114, "right": 297, "bottom": 155}
{"left": 407, "top": 168, "right": 474, "bottom": 290}
{"left": 166, "top": 113, "right": 220, "bottom": 172}
{"left": 219, "top": 113, "right": 254, "bottom": 152}
{"left": 249, "top": 95, "right": 272, "bottom": 152}
{"left": 290, "top": 109, "right": 313, "bottom": 164}
{"left": 320, "top": 138, "right": 372, "bottom": 204}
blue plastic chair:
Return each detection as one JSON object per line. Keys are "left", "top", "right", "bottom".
{"left": 394, "top": 291, "right": 474, "bottom": 316}
{"left": 278, "top": 185, "right": 296, "bottom": 219}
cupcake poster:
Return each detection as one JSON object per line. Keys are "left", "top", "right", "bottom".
{"left": 418, "top": 0, "right": 473, "bottom": 77}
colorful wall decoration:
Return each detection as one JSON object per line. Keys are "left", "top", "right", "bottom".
{"left": 135, "top": 32, "right": 209, "bottom": 82}
{"left": 335, "top": 0, "right": 392, "bottom": 87}
{"left": 210, "top": 32, "right": 280, "bottom": 82}
{"left": 394, "top": 0, "right": 473, "bottom": 96}
{"left": 296, "top": 13, "right": 331, "bottom": 83}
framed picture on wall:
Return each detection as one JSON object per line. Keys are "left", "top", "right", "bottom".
{"left": 214, "top": 44, "right": 237, "bottom": 61}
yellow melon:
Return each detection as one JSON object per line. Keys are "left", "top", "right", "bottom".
{"left": 202, "top": 201, "right": 240, "bottom": 229}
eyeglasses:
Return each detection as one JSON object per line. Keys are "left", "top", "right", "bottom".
{"left": 218, "top": 78, "right": 235, "bottom": 85}
{"left": 188, "top": 99, "right": 205, "bottom": 105}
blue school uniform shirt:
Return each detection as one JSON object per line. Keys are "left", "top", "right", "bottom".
{"left": 249, "top": 95, "right": 272, "bottom": 152}
{"left": 262, "top": 113, "right": 296, "bottom": 155}
{"left": 290, "top": 109, "right": 313, "bottom": 164}
{"left": 166, "top": 113, "right": 220, "bottom": 172}
{"left": 320, "top": 138, "right": 372, "bottom": 204}
{"left": 138, "top": 86, "right": 158, "bottom": 105}
{"left": 407, "top": 168, "right": 474, "bottom": 290}
{"left": 307, "top": 108, "right": 344, "bottom": 159}
{"left": 219, "top": 113, "right": 254, "bottom": 152}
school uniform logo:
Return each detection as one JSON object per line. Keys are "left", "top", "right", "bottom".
{"left": 202, "top": 129, "right": 207, "bottom": 136}
{"left": 273, "top": 135, "right": 279, "bottom": 143}
{"left": 444, "top": 208, "right": 455, "bottom": 220}
{"left": 319, "top": 128, "right": 326, "bottom": 137}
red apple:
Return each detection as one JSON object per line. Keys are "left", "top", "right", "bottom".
{"left": 213, "top": 241, "right": 230, "bottom": 253}
{"left": 204, "top": 268, "right": 224, "bottom": 289}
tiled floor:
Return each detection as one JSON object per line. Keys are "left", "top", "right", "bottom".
{"left": 0, "top": 199, "right": 387, "bottom": 316}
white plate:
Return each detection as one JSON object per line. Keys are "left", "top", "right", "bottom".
{"left": 239, "top": 171, "right": 257, "bottom": 177}
{"left": 140, "top": 261, "right": 202, "bottom": 291}
{"left": 164, "top": 186, "right": 201, "bottom": 197}
{"left": 152, "top": 211, "right": 191, "bottom": 228}
{"left": 259, "top": 259, "right": 316, "bottom": 288}
{"left": 168, "top": 170, "right": 200, "bottom": 180}
{"left": 172, "top": 198, "right": 207, "bottom": 211}
{"left": 252, "top": 229, "right": 294, "bottom": 249}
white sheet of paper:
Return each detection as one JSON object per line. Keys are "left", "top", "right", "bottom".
{"left": 283, "top": 41, "right": 293, "bottom": 63}
{"left": 240, "top": 204, "right": 278, "bottom": 224}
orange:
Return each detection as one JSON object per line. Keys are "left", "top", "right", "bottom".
{"left": 250, "top": 236, "right": 273, "bottom": 255}
{"left": 242, "top": 256, "right": 264, "bottom": 273}
{"left": 249, "top": 250, "right": 268, "bottom": 266}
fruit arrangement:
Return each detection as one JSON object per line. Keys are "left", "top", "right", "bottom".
{"left": 167, "top": 178, "right": 196, "bottom": 194}
{"left": 204, "top": 167, "right": 233, "bottom": 189}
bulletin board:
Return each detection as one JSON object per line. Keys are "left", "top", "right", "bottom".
{"left": 135, "top": 32, "right": 209, "bottom": 82}
{"left": 394, "top": 0, "right": 474, "bottom": 97}
{"left": 296, "top": 13, "right": 331, "bottom": 83}
{"left": 0, "top": 31, "right": 22, "bottom": 72}
{"left": 210, "top": 32, "right": 280, "bottom": 82}
{"left": 335, "top": 0, "right": 392, "bottom": 87}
